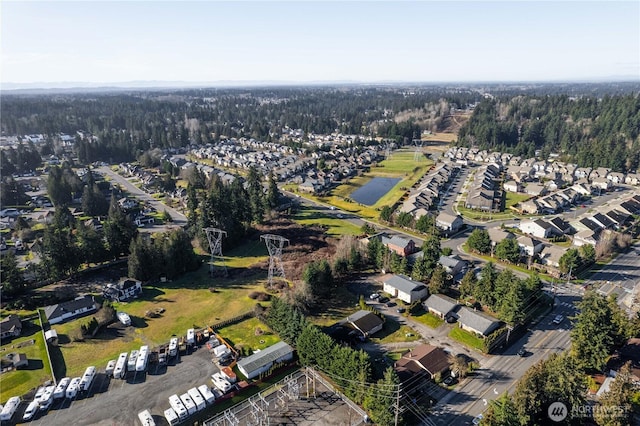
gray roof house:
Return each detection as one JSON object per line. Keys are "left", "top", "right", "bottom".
{"left": 457, "top": 307, "right": 502, "bottom": 337}
{"left": 438, "top": 255, "right": 467, "bottom": 277}
{"left": 423, "top": 294, "right": 459, "bottom": 319}
{"left": 382, "top": 274, "right": 429, "bottom": 304}
{"left": 0, "top": 315, "right": 22, "bottom": 340}
{"left": 44, "top": 295, "right": 98, "bottom": 325}
{"left": 237, "top": 341, "right": 294, "bottom": 380}
{"left": 436, "top": 212, "right": 464, "bottom": 234}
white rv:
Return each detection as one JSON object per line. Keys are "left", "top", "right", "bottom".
{"left": 197, "top": 384, "right": 216, "bottom": 405}
{"left": 22, "top": 400, "right": 39, "bottom": 421}
{"left": 213, "top": 344, "right": 230, "bottom": 358}
{"left": 0, "top": 396, "right": 21, "bottom": 421}
{"left": 105, "top": 359, "right": 116, "bottom": 377}
{"left": 128, "top": 349, "right": 139, "bottom": 371}
{"left": 164, "top": 407, "right": 179, "bottom": 426}
{"left": 117, "top": 311, "right": 132, "bottom": 326}
{"left": 113, "top": 352, "right": 128, "bottom": 379}
{"left": 211, "top": 372, "right": 232, "bottom": 393}
{"left": 168, "top": 394, "right": 188, "bottom": 421}
{"left": 65, "top": 377, "right": 81, "bottom": 399}
{"left": 186, "top": 328, "right": 195, "bottom": 345}
{"left": 168, "top": 337, "right": 178, "bottom": 357}
{"left": 79, "top": 366, "right": 96, "bottom": 391}
{"left": 179, "top": 393, "right": 196, "bottom": 415}
{"left": 39, "top": 385, "right": 55, "bottom": 410}
{"left": 136, "top": 345, "right": 149, "bottom": 372}
{"left": 188, "top": 387, "right": 206, "bottom": 411}
{"left": 53, "top": 377, "right": 71, "bottom": 399}
{"left": 137, "top": 409, "right": 155, "bottom": 426}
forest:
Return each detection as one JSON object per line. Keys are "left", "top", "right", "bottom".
{"left": 456, "top": 93, "right": 640, "bottom": 171}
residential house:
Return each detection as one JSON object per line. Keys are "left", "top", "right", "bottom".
{"left": 520, "top": 199, "right": 541, "bottom": 215}
{"left": 524, "top": 183, "right": 547, "bottom": 197}
{"left": 487, "top": 228, "right": 515, "bottom": 248}
{"left": 394, "top": 344, "right": 451, "bottom": 380}
{"left": 436, "top": 212, "right": 464, "bottom": 235}
{"left": 344, "top": 310, "right": 384, "bottom": 338}
{"left": 503, "top": 180, "right": 521, "bottom": 193}
{"left": 624, "top": 173, "right": 640, "bottom": 186}
{"left": 457, "top": 307, "right": 502, "bottom": 337}
{"left": 44, "top": 295, "right": 98, "bottom": 325}
{"left": 519, "top": 219, "right": 561, "bottom": 239}
{"left": 236, "top": 341, "right": 294, "bottom": 380}
{"left": 438, "top": 255, "right": 467, "bottom": 277}
{"left": 103, "top": 278, "right": 142, "bottom": 302}
{"left": 550, "top": 217, "right": 574, "bottom": 235}
{"left": 465, "top": 189, "right": 496, "bottom": 211}
{"left": 591, "top": 177, "right": 612, "bottom": 192}
{"left": 538, "top": 244, "right": 567, "bottom": 271}
{"left": 423, "top": 294, "right": 459, "bottom": 319}
{"left": 382, "top": 274, "right": 429, "bottom": 304}
{"left": 380, "top": 234, "right": 417, "bottom": 257}
{"left": 0, "top": 315, "right": 22, "bottom": 340}
{"left": 517, "top": 235, "right": 544, "bottom": 257}
{"left": 573, "top": 229, "right": 598, "bottom": 247}
{"left": 590, "top": 213, "right": 615, "bottom": 230}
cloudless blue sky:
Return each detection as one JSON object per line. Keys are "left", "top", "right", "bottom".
{"left": 2, "top": 1, "right": 639, "bottom": 85}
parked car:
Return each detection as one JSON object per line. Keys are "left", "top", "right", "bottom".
{"left": 385, "top": 301, "right": 395, "bottom": 308}
{"left": 517, "top": 347, "right": 527, "bottom": 357}
{"left": 369, "top": 293, "right": 380, "bottom": 300}
{"left": 443, "top": 376, "right": 456, "bottom": 386}
{"left": 396, "top": 307, "right": 406, "bottom": 313}
{"left": 552, "top": 314, "right": 564, "bottom": 324}
{"left": 378, "top": 296, "right": 389, "bottom": 303}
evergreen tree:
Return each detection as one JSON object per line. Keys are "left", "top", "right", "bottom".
{"left": 0, "top": 251, "right": 26, "bottom": 297}
{"left": 428, "top": 264, "right": 447, "bottom": 294}
{"left": 104, "top": 194, "right": 137, "bottom": 258}
{"left": 467, "top": 228, "right": 491, "bottom": 254}
{"left": 594, "top": 362, "right": 635, "bottom": 426}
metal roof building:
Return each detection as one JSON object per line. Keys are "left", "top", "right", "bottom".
{"left": 237, "top": 341, "right": 294, "bottom": 380}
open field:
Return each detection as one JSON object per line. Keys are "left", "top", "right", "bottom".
{"left": 505, "top": 191, "right": 532, "bottom": 209}
{"left": 422, "top": 132, "right": 458, "bottom": 143}
{"left": 216, "top": 317, "right": 280, "bottom": 353}
{"left": 0, "top": 316, "right": 52, "bottom": 403}
{"left": 292, "top": 205, "right": 361, "bottom": 237}
{"left": 52, "top": 265, "right": 270, "bottom": 378}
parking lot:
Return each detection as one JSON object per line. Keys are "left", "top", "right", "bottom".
{"left": 19, "top": 344, "right": 218, "bottom": 426}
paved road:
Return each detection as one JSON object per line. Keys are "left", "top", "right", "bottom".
{"left": 587, "top": 246, "right": 640, "bottom": 315}
{"left": 429, "top": 290, "right": 577, "bottom": 425}
{"left": 98, "top": 166, "right": 187, "bottom": 229}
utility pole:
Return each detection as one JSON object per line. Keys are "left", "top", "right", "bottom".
{"left": 394, "top": 383, "right": 401, "bottom": 426}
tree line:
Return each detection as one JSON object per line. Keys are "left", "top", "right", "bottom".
{"left": 457, "top": 94, "right": 640, "bottom": 172}
{"left": 263, "top": 297, "right": 401, "bottom": 426}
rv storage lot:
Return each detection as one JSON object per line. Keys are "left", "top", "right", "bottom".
{"left": 27, "top": 345, "right": 218, "bottom": 426}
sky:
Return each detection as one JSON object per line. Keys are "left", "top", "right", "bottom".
{"left": 1, "top": 1, "right": 639, "bottom": 86}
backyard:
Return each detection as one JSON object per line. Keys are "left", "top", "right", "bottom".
{"left": 0, "top": 315, "right": 52, "bottom": 403}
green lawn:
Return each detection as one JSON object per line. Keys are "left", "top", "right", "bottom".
{"left": 216, "top": 317, "right": 280, "bottom": 353}
{"left": 448, "top": 327, "right": 485, "bottom": 352}
{"left": 370, "top": 318, "right": 421, "bottom": 344}
{"left": 505, "top": 191, "right": 532, "bottom": 209}
{"left": 1, "top": 315, "right": 52, "bottom": 404}
{"left": 53, "top": 264, "right": 271, "bottom": 378}
{"left": 412, "top": 312, "right": 445, "bottom": 329}
{"left": 292, "top": 205, "right": 361, "bottom": 237}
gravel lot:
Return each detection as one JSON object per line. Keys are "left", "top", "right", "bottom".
{"left": 19, "top": 344, "right": 219, "bottom": 426}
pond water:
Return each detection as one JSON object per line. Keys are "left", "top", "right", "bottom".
{"left": 350, "top": 177, "right": 401, "bottom": 206}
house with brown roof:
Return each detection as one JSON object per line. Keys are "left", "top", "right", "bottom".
{"left": 344, "top": 310, "right": 384, "bottom": 338}
{"left": 394, "top": 344, "right": 451, "bottom": 380}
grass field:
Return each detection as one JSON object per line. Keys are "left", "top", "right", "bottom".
{"left": 53, "top": 265, "right": 270, "bottom": 378}
{"left": 448, "top": 327, "right": 485, "bottom": 352}
{"left": 292, "top": 205, "right": 361, "bottom": 237}
{"left": 216, "top": 317, "right": 280, "bottom": 353}
{"left": 0, "top": 315, "right": 52, "bottom": 403}
{"left": 505, "top": 191, "right": 532, "bottom": 209}
{"left": 412, "top": 312, "right": 445, "bottom": 329}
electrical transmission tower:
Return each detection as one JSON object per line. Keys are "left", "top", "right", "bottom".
{"left": 385, "top": 143, "right": 392, "bottom": 159}
{"left": 413, "top": 139, "right": 423, "bottom": 161}
{"left": 260, "top": 234, "right": 289, "bottom": 287}
{"left": 205, "top": 227, "right": 228, "bottom": 277}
